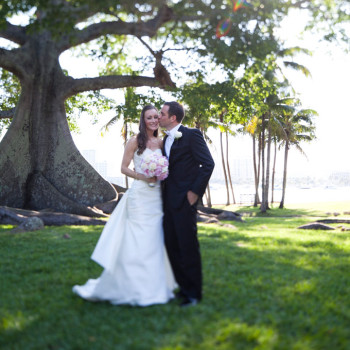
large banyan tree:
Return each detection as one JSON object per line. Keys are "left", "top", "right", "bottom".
{"left": 0, "top": 0, "right": 346, "bottom": 216}
{"left": 0, "top": 0, "right": 182, "bottom": 216}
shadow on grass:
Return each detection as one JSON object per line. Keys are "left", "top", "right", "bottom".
{"left": 1, "top": 223, "right": 350, "bottom": 350}
{"left": 233, "top": 205, "right": 329, "bottom": 218}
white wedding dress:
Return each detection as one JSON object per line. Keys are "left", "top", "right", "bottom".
{"left": 73, "top": 148, "right": 176, "bottom": 306}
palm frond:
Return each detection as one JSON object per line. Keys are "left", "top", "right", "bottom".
{"left": 278, "top": 47, "right": 312, "bottom": 57}
{"left": 100, "top": 115, "right": 119, "bottom": 135}
{"left": 296, "top": 109, "right": 319, "bottom": 117}
{"left": 282, "top": 61, "right": 312, "bottom": 77}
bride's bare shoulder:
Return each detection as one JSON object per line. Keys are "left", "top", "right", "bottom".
{"left": 125, "top": 136, "right": 138, "bottom": 152}
{"left": 128, "top": 135, "right": 137, "bottom": 144}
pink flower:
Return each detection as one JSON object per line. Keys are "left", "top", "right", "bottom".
{"left": 140, "top": 154, "right": 169, "bottom": 181}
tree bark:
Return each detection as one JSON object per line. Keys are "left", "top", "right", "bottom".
{"left": 271, "top": 140, "right": 277, "bottom": 205}
{"left": 0, "top": 21, "right": 27, "bottom": 45}
{"left": 220, "top": 130, "right": 230, "bottom": 205}
{"left": 257, "top": 135, "right": 262, "bottom": 203}
{"left": 123, "top": 123, "right": 129, "bottom": 189}
{"left": 252, "top": 134, "right": 261, "bottom": 207}
{"left": 225, "top": 131, "right": 236, "bottom": 204}
{"left": 0, "top": 108, "right": 15, "bottom": 119}
{"left": 205, "top": 183, "right": 212, "bottom": 208}
{"left": 263, "top": 112, "right": 272, "bottom": 211}
{"left": 260, "top": 114, "right": 266, "bottom": 212}
{"left": 279, "top": 140, "right": 289, "bottom": 208}
{"left": 64, "top": 75, "right": 160, "bottom": 99}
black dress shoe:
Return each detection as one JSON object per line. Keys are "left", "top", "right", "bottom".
{"left": 179, "top": 297, "right": 199, "bottom": 307}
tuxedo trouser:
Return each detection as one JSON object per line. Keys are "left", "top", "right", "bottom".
{"left": 163, "top": 199, "right": 202, "bottom": 300}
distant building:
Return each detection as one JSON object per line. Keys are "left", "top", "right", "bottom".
{"left": 231, "top": 158, "right": 254, "bottom": 181}
{"left": 95, "top": 161, "right": 108, "bottom": 178}
{"left": 81, "top": 149, "right": 108, "bottom": 178}
{"left": 329, "top": 172, "right": 350, "bottom": 186}
{"left": 209, "top": 155, "right": 254, "bottom": 184}
{"left": 81, "top": 149, "right": 96, "bottom": 165}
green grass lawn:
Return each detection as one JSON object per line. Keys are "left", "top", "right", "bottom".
{"left": 1, "top": 202, "right": 350, "bottom": 350}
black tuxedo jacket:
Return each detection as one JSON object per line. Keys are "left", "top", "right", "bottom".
{"left": 162, "top": 125, "right": 214, "bottom": 209}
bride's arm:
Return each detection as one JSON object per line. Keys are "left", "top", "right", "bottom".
{"left": 120, "top": 137, "right": 154, "bottom": 183}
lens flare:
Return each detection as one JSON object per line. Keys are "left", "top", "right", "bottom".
{"left": 234, "top": 0, "right": 253, "bottom": 12}
{"left": 216, "top": 18, "right": 232, "bottom": 38}
{"left": 216, "top": 1, "right": 253, "bottom": 38}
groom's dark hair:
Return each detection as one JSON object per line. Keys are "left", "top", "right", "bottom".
{"left": 164, "top": 101, "right": 184, "bottom": 123}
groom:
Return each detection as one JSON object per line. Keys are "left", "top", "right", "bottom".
{"left": 159, "top": 101, "right": 214, "bottom": 307}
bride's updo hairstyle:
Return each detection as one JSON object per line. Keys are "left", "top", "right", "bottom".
{"left": 137, "top": 104, "right": 158, "bottom": 155}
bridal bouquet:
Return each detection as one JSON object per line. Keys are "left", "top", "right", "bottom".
{"left": 140, "top": 153, "right": 169, "bottom": 184}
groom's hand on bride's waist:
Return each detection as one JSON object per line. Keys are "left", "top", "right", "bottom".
{"left": 187, "top": 191, "right": 198, "bottom": 206}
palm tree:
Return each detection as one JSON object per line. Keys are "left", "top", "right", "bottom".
{"left": 278, "top": 108, "right": 317, "bottom": 208}
{"left": 271, "top": 136, "right": 278, "bottom": 205}
{"left": 258, "top": 45, "right": 312, "bottom": 212}
{"left": 218, "top": 112, "right": 230, "bottom": 205}
{"left": 226, "top": 130, "right": 236, "bottom": 204}
{"left": 244, "top": 115, "right": 262, "bottom": 206}
{"left": 260, "top": 95, "right": 296, "bottom": 212}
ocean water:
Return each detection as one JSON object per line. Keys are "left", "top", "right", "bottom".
{"left": 206, "top": 183, "right": 350, "bottom": 205}
{"left": 108, "top": 176, "right": 350, "bottom": 205}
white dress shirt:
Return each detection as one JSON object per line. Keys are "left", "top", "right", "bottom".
{"left": 165, "top": 124, "right": 181, "bottom": 158}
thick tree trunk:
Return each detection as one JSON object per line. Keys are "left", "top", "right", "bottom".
{"left": 0, "top": 41, "right": 116, "bottom": 216}
{"left": 279, "top": 141, "right": 289, "bottom": 209}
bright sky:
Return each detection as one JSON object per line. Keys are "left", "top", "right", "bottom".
{"left": 276, "top": 10, "right": 350, "bottom": 177}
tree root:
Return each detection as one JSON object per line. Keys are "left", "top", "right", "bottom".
{"left": 197, "top": 205, "right": 243, "bottom": 222}
{"left": 0, "top": 206, "right": 107, "bottom": 227}
{"left": 26, "top": 173, "right": 110, "bottom": 217}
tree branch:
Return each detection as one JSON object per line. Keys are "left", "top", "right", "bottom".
{"left": 137, "top": 37, "right": 176, "bottom": 88}
{"left": 64, "top": 75, "right": 162, "bottom": 99}
{"left": 57, "top": 4, "right": 173, "bottom": 52}
{"left": 0, "top": 108, "right": 15, "bottom": 119}
{"left": 291, "top": 0, "right": 311, "bottom": 9}
{"left": 0, "top": 21, "right": 27, "bottom": 45}
{"left": 0, "top": 48, "right": 26, "bottom": 77}
{"left": 36, "top": 0, "right": 97, "bottom": 27}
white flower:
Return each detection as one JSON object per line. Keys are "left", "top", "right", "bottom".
{"left": 149, "top": 162, "right": 157, "bottom": 171}
{"left": 162, "top": 166, "right": 168, "bottom": 173}
{"left": 158, "top": 158, "right": 165, "bottom": 166}
{"left": 141, "top": 163, "right": 148, "bottom": 170}
{"left": 174, "top": 131, "right": 182, "bottom": 139}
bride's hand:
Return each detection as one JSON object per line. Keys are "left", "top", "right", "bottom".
{"left": 146, "top": 176, "right": 157, "bottom": 184}
{"left": 136, "top": 173, "right": 156, "bottom": 184}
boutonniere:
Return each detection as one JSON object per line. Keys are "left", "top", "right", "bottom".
{"left": 174, "top": 131, "right": 182, "bottom": 139}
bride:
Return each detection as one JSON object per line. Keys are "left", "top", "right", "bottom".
{"left": 73, "top": 105, "right": 176, "bottom": 306}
